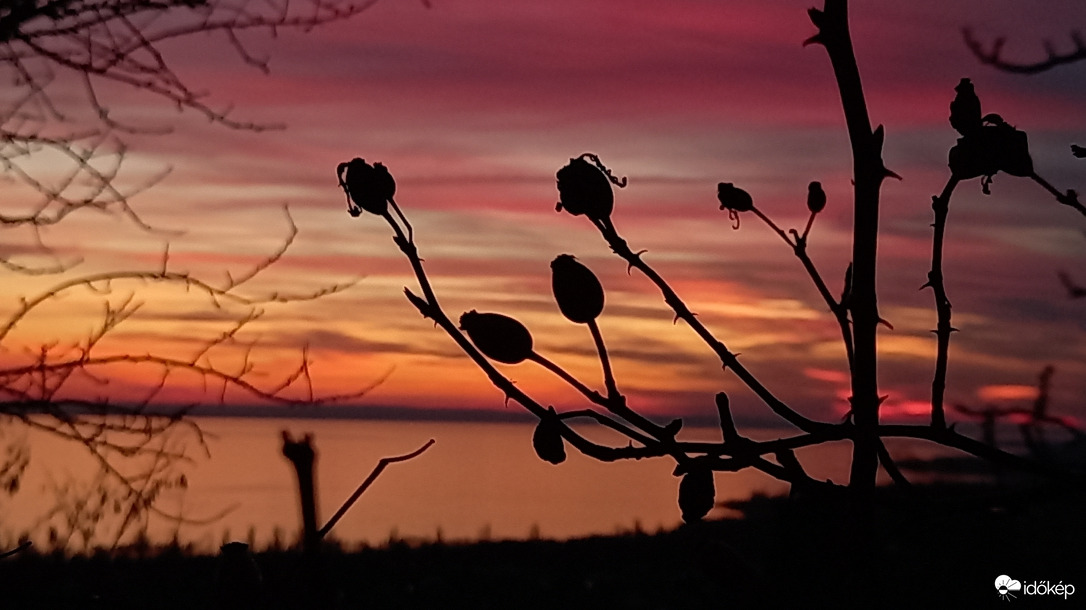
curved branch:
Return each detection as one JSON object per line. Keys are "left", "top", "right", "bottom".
{"left": 807, "top": 0, "right": 890, "bottom": 490}
{"left": 924, "top": 176, "right": 961, "bottom": 429}
{"left": 318, "top": 438, "right": 435, "bottom": 538}
{"left": 964, "top": 28, "right": 1086, "bottom": 74}
{"left": 749, "top": 205, "right": 855, "bottom": 374}
{"left": 593, "top": 219, "right": 830, "bottom": 435}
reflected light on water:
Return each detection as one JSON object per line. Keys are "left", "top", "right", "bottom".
{"left": 3, "top": 417, "right": 961, "bottom": 553}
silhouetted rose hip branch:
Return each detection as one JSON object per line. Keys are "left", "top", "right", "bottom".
{"left": 718, "top": 181, "right": 855, "bottom": 376}
{"left": 928, "top": 78, "right": 1085, "bottom": 429}
{"left": 563, "top": 159, "right": 829, "bottom": 436}
{"left": 338, "top": 159, "right": 691, "bottom": 469}
{"left": 340, "top": 1, "right": 1086, "bottom": 523}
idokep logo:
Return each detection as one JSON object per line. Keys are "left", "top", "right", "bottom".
{"left": 995, "top": 575, "right": 1076, "bottom": 601}
{"left": 995, "top": 575, "right": 1022, "bottom": 601}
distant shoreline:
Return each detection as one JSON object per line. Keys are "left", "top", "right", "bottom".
{"left": 24, "top": 402, "right": 740, "bottom": 428}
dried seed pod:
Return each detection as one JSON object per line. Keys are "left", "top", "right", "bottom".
{"left": 806, "top": 181, "right": 826, "bottom": 214}
{"left": 678, "top": 467, "right": 715, "bottom": 524}
{"left": 532, "top": 407, "right": 566, "bottom": 465}
{"left": 948, "top": 119, "right": 1032, "bottom": 183}
{"left": 717, "top": 182, "right": 753, "bottom": 229}
{"left": 948, "top": 135, "right": 994, "bottom": 180}
{"left": 949, "top": 78, "right": 982, "bottom": 137}
{"left": 337, "top": 158, "right": 396, "bottom": 216}
{"left": 987, "top": 119, "right": 1033, "bottom": 177}
{"left": 556, "top": 154, "right": 624, "bottom": 221}
{"left": 717, "top": 183, "right": 753, "bottom": 212}
{"left": 550, "top": 254, "right": 604, "bottom": 324}
{"left": 459, "top": 310, "right": 534, "bottom": 364}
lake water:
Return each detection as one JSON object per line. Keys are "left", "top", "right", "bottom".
{"left": 1, "top": 417, "right": 962, "bottom": 553}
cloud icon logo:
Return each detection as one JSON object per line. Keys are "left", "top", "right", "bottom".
{"left": 995, "top": 575, "right": 1022, "bottom": 600}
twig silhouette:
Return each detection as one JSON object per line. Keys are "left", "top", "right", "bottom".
{"left": 0, "top": 541, "right": 32, "bottom": 559}
{"left": 964, "top": 29, "right": 1086, "bottom": 74}
{"left": 807, "top": 0, "right": 901, "bottom": 489}
{"left": 924, "top": 177, "right": 961, "bottom": 429}
{"left": 388, "top": 225, "right": 669, "bottom": 464}
{"left": 748, "top": 203, "right": 855, "bottom": 375}
{"left": 318, "top": 438, "right": 436, "bottom": 539}
{"left": 1057, "top": 271, "right": 1086, "bottom": 299}
{"left": 594, "top": 219, "right": 830, "bottom": 436}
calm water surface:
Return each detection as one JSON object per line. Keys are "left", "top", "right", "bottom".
{"left": 3, "top": 417, "right": 958, "bottom": 552}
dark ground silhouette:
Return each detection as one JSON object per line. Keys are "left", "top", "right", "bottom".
{"left": 2, "top": 480, "right": 1083, "bottom": 609}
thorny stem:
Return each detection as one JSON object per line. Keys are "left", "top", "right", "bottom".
{"left": 381, "top": 213, "right": 676, "bottom": 464}
{"left": 366, "top": 206, "right": 1086, "bottom": 488}
{"left": 594, "top": 219, "right": 830, "bottom": 435}
{"left": 528, "top": 350, "right": 671, "bottom": 442}
{"left": 1030, "top": 172, "right": 1086, "bottom": 217}
{"left": 558, "top": 409, "right": 659, "bottom": 447}
{"left": 698, "top": 422, "right": 1075, "bottom": 484}
{"left": 926, "top": 176, "right": 960, "bottom": 429}
{"left": 927, "top": 169, "right": 1079, "bottom": 431}
{"left": 750, "top": 206, "right": 855, "bottom": 375}
{"left": 561, "top": 421, "right": 1072, "bottom": 482}
{"left": 809, "top": 0, "right": 888, "bottom": 490}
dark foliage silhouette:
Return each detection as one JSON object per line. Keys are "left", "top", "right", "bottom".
{"left": 342, "top": 1, "right": 1084, "bottom": 523}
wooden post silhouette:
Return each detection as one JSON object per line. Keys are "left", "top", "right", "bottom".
{"left": 281, "top": 431, "right": 319, "bottom": 555}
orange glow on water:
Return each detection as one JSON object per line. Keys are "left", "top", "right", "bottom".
{"left": 4, "top": 417, "right": 973, "bottom": 552}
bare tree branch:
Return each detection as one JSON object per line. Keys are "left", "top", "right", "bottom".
{"left": 964, "top": 28, "right": 1086, "bottom": 74}
{"left": 318, "top": 438, "right": 435, "bottom": 539}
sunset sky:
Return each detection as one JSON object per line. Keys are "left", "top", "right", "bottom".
{"left": 2, "top": 0, "right": 1085, "bottom": 435}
